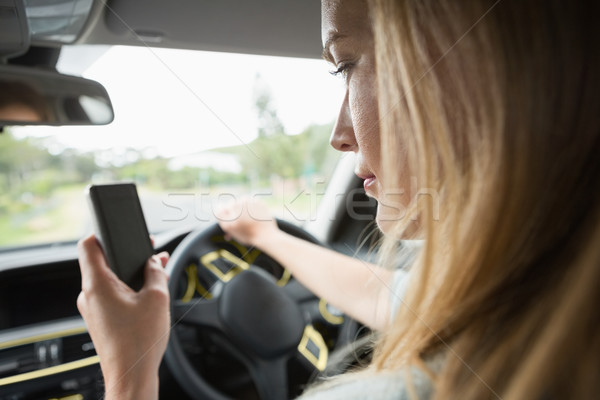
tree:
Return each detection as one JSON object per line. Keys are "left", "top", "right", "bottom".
{"left": 253, "top": 74, "right": 285, "bottom": 138}
{"left": 212, "top": 78, "right": 337, "bottom": 186}
{"left": 0, "top": 130, "right": 52, "bottom": 192}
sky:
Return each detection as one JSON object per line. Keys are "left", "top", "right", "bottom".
{"left": 13, "top": 45, "right": 345, "bottom": 167}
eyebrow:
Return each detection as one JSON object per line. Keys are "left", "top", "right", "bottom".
{"left": 322, "top": 32, "right": 346, "bottom": 63}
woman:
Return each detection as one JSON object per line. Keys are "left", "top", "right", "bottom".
{"left": 0, "top": 81, "right": 51, "bottom": 123}
{"left": 77, "top": 0, "right": 600, "bottom": 398}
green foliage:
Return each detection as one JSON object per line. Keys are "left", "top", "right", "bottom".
{"left": 0, "top": 130, "right": 51, "bottom": 193}
{"left": 208, "top": 84, "right": 336, "bottom": 184}
{"left": 117, "top": 157, "right": 170, "bottom": 187}
{"left": 197, "top": 167, "right": 246, "bottom": 187}
{"left": 220, "top": 121, "right": 336, "bottom": 184}
{"left": 0, "top": 130, "right": 101, "bottom": 199}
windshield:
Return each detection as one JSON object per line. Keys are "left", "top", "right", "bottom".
{"left": 0, "top": 45, "right": 344, "bottom": 250}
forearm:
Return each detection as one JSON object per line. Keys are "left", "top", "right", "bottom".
{"left": 254, "top": 229, "right": 393, "bottom": 330}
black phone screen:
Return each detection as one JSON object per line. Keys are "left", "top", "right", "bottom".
{"left": 87, "top": 183, "right": 153, "bottom": 291}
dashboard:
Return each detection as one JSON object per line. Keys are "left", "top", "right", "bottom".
{"left": 0, "top": 231, "right": 188, "bottom": 400}
{"left": 0, "top": 261, "right": 81, "bottom": 331}
{"left": 0, "top": 251, "right": 100, "bottom": 399}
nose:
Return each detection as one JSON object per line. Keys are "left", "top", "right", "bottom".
{"left": 330, "top": 90, "right": 357, "bottom": 152}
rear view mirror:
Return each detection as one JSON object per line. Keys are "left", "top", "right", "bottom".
{"left": 0, "top": 64, "right": 114, "bottom": 126}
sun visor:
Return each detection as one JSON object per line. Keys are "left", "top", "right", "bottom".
{"left": 0, "top": 0, "right": 30, "bottom": 59}
{"left": 25, "top": 0, "right": 94, "bottom": 44}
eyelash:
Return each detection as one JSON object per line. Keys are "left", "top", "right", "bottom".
{"left": 329, "top": 62, "right": 353, "bottom": 79}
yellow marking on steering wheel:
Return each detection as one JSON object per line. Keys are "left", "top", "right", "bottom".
{"left": 201, "top": 249, "right": 250, "bottom": 282}
{"left": 297, "top": 325, "right": 328, "bottom": 371}
{"left": 182, "top": 264, "right": 213, "bottom": 302}
{"left": 319, "top": 299, "right": 344, "bottom": 325}
{"left": 181, "top": 265, "right": 197, "bottom": 303}
{"left": 211, "top": 235, "right": 261, "bottom": 264}
{"left": 212, "top": 235, "right": 291, "bottom": 284}
{"left": 276, "top": 268, "right": 291, "bottom": 286}
{"left": 194, "top": 268, "right": 213, "bottom": 299}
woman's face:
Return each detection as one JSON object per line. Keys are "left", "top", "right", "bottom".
{"left": 322, "top": 0, "right": 407, "bottom": 233}
{"left": 0, "top": 104, "right": 42, "bottom": 122}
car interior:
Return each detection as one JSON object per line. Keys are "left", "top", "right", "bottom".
{"left": 0, "top": 1, "right": 382, "bottom": 399}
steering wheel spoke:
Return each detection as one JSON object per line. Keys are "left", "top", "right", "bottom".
{"left": 172, "top": 298, "right": 223, "bottom": 330}
{"left": 281, "top": 278, "right": 316, "bottom": 302}
{"left": 249, "top": 358, "right": 289, "bottom": 400}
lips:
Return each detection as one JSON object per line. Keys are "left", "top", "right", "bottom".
{"left": 357, "top": 173, "right": 377, "bottom": 193}
{"left": 363, "top": 176, "right": 376, "bottom": 191}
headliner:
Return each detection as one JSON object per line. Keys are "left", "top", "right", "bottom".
{"left": 73, "top": 0, "right": 323, "bottom": 59}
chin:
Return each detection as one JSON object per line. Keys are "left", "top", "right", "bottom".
{"left": 375, "top": 202, "right": 421, "bottom": 239}
{"left": 375, "top": 208, "right": 397, "bottom": 236}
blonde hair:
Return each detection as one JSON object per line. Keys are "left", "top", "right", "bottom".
{"left": 369, "top": 0, "right": 600, "bottom": 399}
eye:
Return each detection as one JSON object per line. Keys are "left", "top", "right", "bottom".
{"left": 329, "top": 62, "right": 353, "bottom": 80}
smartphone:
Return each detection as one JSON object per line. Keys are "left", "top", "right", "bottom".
{"left": 86, "top": 183, "right": 153, "bottom": 291}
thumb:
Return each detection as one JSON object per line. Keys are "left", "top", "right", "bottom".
{"left": 78, "top": 234, "right": 114, "bottom": 292}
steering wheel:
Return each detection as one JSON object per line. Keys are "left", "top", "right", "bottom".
{"left": 164, "top": 221, "right": 357, "bottom": 400}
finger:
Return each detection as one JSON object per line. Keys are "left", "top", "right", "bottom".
{"left": 216, "top": 200, "right": 245, "bottom": 222}
{"left": 246, "top": 200, "right": 274, "bottom": 222}
{"left": 215, "top": 206, "right": 232, "bottom": 221}
{"left": 76, "top": 291, "right": 87, "bottom": 316}
{"left": 77, "top": 234, "right": 113, "bottom": 292}
{"left": 217, "top": 217, "right": 230, "bottom": 232}
{"left": 143, "top": 255, "right": 169, "bottom": 291}
{"left": 156, "top": 251, "right": 170, "bottom": 268}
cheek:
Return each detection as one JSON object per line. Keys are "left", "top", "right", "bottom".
{"left": 349, "top": 76, "right": 381, "bottom": 158}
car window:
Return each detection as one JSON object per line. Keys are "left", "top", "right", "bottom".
{"left": 0, "top": 45, "right": 345, "bottom": 250}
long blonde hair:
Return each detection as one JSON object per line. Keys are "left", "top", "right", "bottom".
{"left": 370, "top": 0, "right": 600, "bottom": 398}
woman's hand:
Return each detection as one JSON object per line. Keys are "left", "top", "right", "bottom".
{"left": 217, "top": 197, "right": 280, "bottom": 248}
{"left": 77, "top": 235, "right": 170, "bottom": 400}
